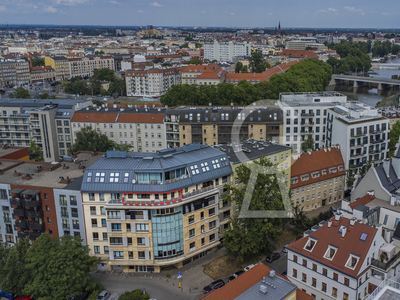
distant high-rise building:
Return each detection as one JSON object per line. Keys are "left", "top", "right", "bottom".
{"left": 146, "top": 25, "right": 153, "bottom": 30}
{"left": 204, "top": 40, "right": 251, "bottom": 62}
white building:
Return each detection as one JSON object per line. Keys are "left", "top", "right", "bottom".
{"left": 326, "top": 102, "right": 390, "bottom": 169}
{"left": 287, "top": 214, "right": 386, "bottom": 300}
{"left": 125, "top": 68, "right": 181, "bottom": 97}
{"left": 278, "top": 92, "right": 347, "bottom": 153}
{"left": 204, "top": 40, "right": 251, "bottom": 62}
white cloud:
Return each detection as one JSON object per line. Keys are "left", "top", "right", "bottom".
{"left": 344, "top": 6, "right": 364, "bottom": 15}
{"left": 316, "top": 9, "right": 327, "bottom": 14}
{"left": 109, "top": 0, "right": 120, "bottom": 4}
{"left": 230, "top": 12, "right": 235, "bottom": 15}
{"left": 328, "top": 7, "right": 338, "bottom": 12}
{"left": 53, "top": 0, "right": 88, "bottom": 5}
{"left": 44, "top": 5, "right": 58, "bottom": 12}
{"left": 382, "top": 12, "right": 393, "bottom": 16}
{"left": 137, "top": 9, "right": 144, "bottom": 13}
{"left": 150, "top": 2, "right": 163, "bottom": 7}
{"left": 0, "top": 5, "right": 5, "bottom": 11}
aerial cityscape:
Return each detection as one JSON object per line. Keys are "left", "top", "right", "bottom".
{"left": 1, "top": 1, "right": 400, "bottom": 300}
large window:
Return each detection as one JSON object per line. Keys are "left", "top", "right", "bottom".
{"left": 111, "top": 223, "right": 121, "bottom": 231}
{"left": 136, "top": 172, "right": 162, "bottom": 184}
{"left": 165, "top": 167, "right": 188, "bottom": 181}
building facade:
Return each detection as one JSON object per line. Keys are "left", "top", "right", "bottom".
{"left": 69, "top": 56, "right": 115, "bottom": 78}
{"left": 204, "top": 40, "right": 252, "bottom": 62}
{"left": 0, "top": 59, "right": 30, "bottom": 87}
{"left": 81, "top": 145, "right": 233, "bottom": 272}
{"left": 44, "top": 56, "right": 71, "bottom": 81}
{"left": 290, "top": 147, "right": 345, "bottom": 212}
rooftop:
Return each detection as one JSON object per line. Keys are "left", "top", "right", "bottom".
{"left": 279, "top": 91, "right": 347, "bottom": 106}
{"left": 214, "top": 139, "right": 291, "bottom": 164}
{"left": 0, "top": 151, "right": 102, "bottom": 189}
{"left": 332, "top": 102, "right": 383, "bottom": 124}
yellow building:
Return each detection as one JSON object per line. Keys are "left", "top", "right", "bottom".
{"left": 44, "top": 56, "right": 71, "bottom": 81}
{"left": 81, "top": 144, "right": 233, "bottom": 272}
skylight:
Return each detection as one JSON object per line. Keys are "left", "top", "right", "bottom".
{"left": 201, "top": 162, "right": 210, "bottom": 172}
{"left": 190, "top": 165, "right": 199, "bottom": 175}
{"left": 338, "top": 225, "right": 346, "bottom": 233}
{"left": 360, "top": 233, "right": 368, "bottom": 242}
{"left": 212, "top": 159, "right": 221, "bottom": 169}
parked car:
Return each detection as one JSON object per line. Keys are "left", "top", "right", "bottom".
{"left": 228, "top": 270, "right": 245, "bottom": 282}
{"left": 244, "top": 264, "right": 255, "bottom": 271}
{"left": 0, "top": 291, "right": 17, "bottom": 299}
{"left": 96, "top": 291, "right": 110, "bottom": 300}
{"left": 203, "top": 279, "right": 225, "bottom": 294}
{"left": 266, "top": 252, "right": 281, "bottom": 263}
{"left": 16, "top": 297, "right": 31, "bottom": 300}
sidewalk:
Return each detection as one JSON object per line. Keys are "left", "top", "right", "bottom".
{"left": 92, "top": 247, "right": 227, "bottom": 299}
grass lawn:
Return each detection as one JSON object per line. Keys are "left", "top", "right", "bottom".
{"left": 203, "top": 255, "right": 250, "bottom": 281}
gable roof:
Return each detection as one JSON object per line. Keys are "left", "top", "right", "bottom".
{"left": 288, "top": 217, "right": 377, "bottom": 278}
{"left": 349, "top": 194, "right": 375, "bottom": 210}
{"left": 117, "top": 113, "right": 164, "bottom": 124}
{"left": 291, "top": 147, "right": 345, "bottom": 188}
{"left": 71, "top": 112, "right": 118, "bottom": 123}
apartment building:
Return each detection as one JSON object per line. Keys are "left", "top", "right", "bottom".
{"left": 44, "top": 56, "right": 71, "bottom": 80}
{"left": 181, "top": 63, "right": 226, "bottom": 86}
{"left": 285, "top": 39, "right": 328, "bottom": 51}
{"left": 290, "top": 147, "right": 345, "bottom": 212}
{"left": 0, "top": 99, "right": 91, "bottom": 161}
{"left": 2, "top": 151, "right": 101, "bottom": 245}
{"left": 71, "top": 105, "right": 166, "bottom": 153}
{"left": 30, "top": 65, "right": 56, "bottom": 83}
{"left": 169, "top": 106, "right": 283, "bottom": 147}
{"left": 69, "top": 55, "right": 114, "bottom": 78}
{"left": 204, "top": 40, "right": 251, "bottom": 62}
{"left": 199, "top": 263, "right": 313, "bottom": 300}
{"left": 326, "top": 102, "right": 390, "bottom": 169}
{"left": 125, "top": 68, "right": 181, "bottom": 97}
{"left": 81, "top": 144, "right": 233, "bottom": 272}
{"left": 0, "top": 59, "right": 30, "bottom": 87}
{"left": 278, "top": 92, "right": 347, "bottom": 153}
{"left": 287, "top": 215, "right": 386, "bottom": 300}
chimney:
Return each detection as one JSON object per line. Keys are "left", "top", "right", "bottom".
{"left": 350, "top": 218, "right": 356, "bottom": 226}
{"left": 269, "top": 270, "right": 275, "bottom": 277}
{"left": 383, "top": 159, "right": 391, "bottom": 176}
{"left": 367, "top": 190, "right": 375, "bottom": 197}
{"left": 341, "top": 226, "right": 347, "bottom": 238}
{"left": 307, "top": 149, "right": 312, "bottom": 155}
{"left": 328, "top": 220, "right": 332, "bottom": 228}
{"left": 335, "top": 214, "right": 341, "bottom": 222}
{"left": 324, "top": 148, "right": 327, "bottom": 152}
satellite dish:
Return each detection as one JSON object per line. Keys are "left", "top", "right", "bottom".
{"left": 132, "top": 179, "right": 136, "bottom": 184}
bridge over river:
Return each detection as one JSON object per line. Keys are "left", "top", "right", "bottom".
{"left": 330, "top": 75, "right": 400, "bottom": 90}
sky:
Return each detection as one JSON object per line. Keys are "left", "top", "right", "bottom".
{"left": 0, "top": 0, "right": 399, "bottom": 28}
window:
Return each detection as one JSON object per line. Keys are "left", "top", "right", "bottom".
{"left": 293, "top": 255, "right": 297, "bottom": 263}
{"left": 312, "top": 263, "right": 317, "bottom": 271}
{"left": 111, "top": 223, "right": 121, "bottom": 231}
{"left": 383, "top": 214, "right": 389, "bottom": 225}
{"left": 89, "top": 193, "right": 95, "bottom": 200}
{"left": 333, "top": 273, "right": 338, "bottom": 281}
{"left": 93, "top": 232, "right": 99, "bottom": 240}
{"left": 94, "top": 172, "right": 105, "bottom": 183}
{"left": 189, "top": 229, "right": 195, "bottom": 238}
{"left": 137, "top": 237, "right": 145, "bottom": 245}
{"left": 91, "top": 219, "right": 97, "bottom": 227}
{"left": 344, "top": 277, "right": 349, "bottom": 286}
{"left": 136, "top": 223, "right": 149, "bottom": 232}
{"left": 312, "top": 277, "right": 316, "bottom": 287}
{"left": 103, "top": 232, "right": 108, "bottom": 240}
{"left": 104, "top": 246, "right": 109, "bottom": 254}
{"left": 292, "top": 268, "right": 297, "bottom": 278}
{"left": 332, "top": 287, "right": 337, "bottom": 298}
{"left": 322, "top": 268, "right": 327, "bottom": 276}
{"left": 209, "top": 220, "right": 216, "bottom": 230}
{"left": 302, "top": 259, "right": 307, "bottom": 267}
{"left": 109, "top": 172, "right": 120, "bottom": 183}
{"left": 302, "top": 273, "right": 307, "bottom": 282}
{"left": 209, "top": 233, "right": 215, "bottom": 242}
{"left": 324, "top": 246, "right": 337, "bottom": 260}
{"left": 94, "top": 246, "right": 100, "bottom": 254}
{"left": 110, "top": 237, "right": 123, "bottom": 245}
{"left": 343, "top": 292, "right": 349, "bottom": 300}
{"left": 209, "top": 207, "right": 215, "bottom": 217}
{"left": 90, "top": 206, "right": 96, "bottom": 215}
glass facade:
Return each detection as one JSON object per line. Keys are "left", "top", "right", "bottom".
{"left": 152, "top": 207, "right": 184, "bottom": 260}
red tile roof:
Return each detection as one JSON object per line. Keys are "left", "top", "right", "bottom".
{"left": 349, "top": 194, "right": 375, "bottom": 210}
{"left": 117, "top": 113, "right": 164, "bottom": 124}
{"left": 182, "top": 63, "right": 225, "bottom": 80}
{"left": 288, "top": 217, "right": 377, "bottom": 277}
{"left": 291, "top": 147, "right": 345, "bottom": 189}
{"left": 198, "top": 263, "right": 313, "bottom": 300}
{"left": 71, "top": 112, "right": 118, "bottom": 123}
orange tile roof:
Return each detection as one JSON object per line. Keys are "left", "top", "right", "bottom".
{"left": 199, "top": 263, "right": 313, "bottom": 300}
{"left": 349, "top": 194, "right": 375, "bottom": 210}
{"left": 291, "top": 148, "right": 345, "bottom": 189}
{"left": 288, "top": 217, "right": 377, "bottom": 277}
{"left": 117, "top": 113, "right": 164, "bottom": 124}
{"left": 278, "top": 50, "right": 318, "bottom": 58}
{"left": 182, "top": 63, "right": 225, "bottom": 80}
{"left": 297, "top": 289, "right": 314, "bottom": 300}
{"left": 71, "top": 112, "right": 118, "bottom": 123}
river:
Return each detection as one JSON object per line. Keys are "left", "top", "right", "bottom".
{"left": 326, "top": 57, "right": 400, "bottom": 107}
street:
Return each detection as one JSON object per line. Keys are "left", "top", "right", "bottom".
{"left": 263, "top": 252, "right": 288, "bottom": 276}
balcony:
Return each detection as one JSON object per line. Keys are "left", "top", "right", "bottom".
{"left": 371, "top": 139, "right": 384, "bottom": 144}
{"left": 10, "top": 197, "right": 23, "bottom": 206}
{"left": 29, "top": 232, "right": 41, "bottom": 240}
{"left": 13, "top": 209, "right": 25, "bottom": 217}
{"left": 301, "top": 112, "right": 315, "bottom": 117}
{"left": 301, "top": 122, "right": 314, "bottom": 126}
{"left": 18, "top": 231, "right": 30, "bottom": 239}
{"left": 25, "top": 210, "right": 43, "bottom": 218}
{"left": 15, "top": 220, "right": 27, "bottom": 229}
{"left": 27, "top": 222, "right": 45, "bottom": 231}
{"left": 23, "top": 199, "right": 41, "bottom": 208}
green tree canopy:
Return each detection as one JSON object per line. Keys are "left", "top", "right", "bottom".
{"left": 153, "top": 57, "right": 165, "bottom": 64}
{"left": 183, "top": 57, "right": 202, "bottom": 65}
{"left": 95, "top": 50, "right": 105, "bottom": 55}
{"left": 93, "top": 68, "right": 115, "bottom": 82}
{"left": 389, "top": 121, "right": 400, "bottom": 157}
{"left": 195, "top": 42, "right": 203, "bottom": 48}
{"left": 68, "top": 127, "right": 115, "bottom": 154}
{"left": 248, "top": 52, "right": 271, "bottom": 73}
{"left": 235, "top": 62, "right": 248, "bottom": 73}
{"left": 63, "top": 79, "right": 88, "bottom": 95}
{"left": 11, "top": 87, "right": 31, "bottom": 99}
{"left": 301, "top": 134, "right": 315, "bottom": 153}
{"left": 29, "top": 140, "right": 44, "bottom": 161}
{"left": 31, "top": 57, "right": 45, "bottom": 67}
{"left": 222, "top": 158, "right": 288, "bottom": 262}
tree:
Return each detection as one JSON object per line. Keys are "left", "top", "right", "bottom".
{"left": 68, "top": 127, "right": 115, "bottom": 154}
{"left": 108, "top": 78, "right": 126, "bottom": 96}
{"left": 31, "top": 57, "right": 45, "bottom": 67}
{"left": 184, "top": 36, "right": 192, "bottom": 41}
{"left": 235, "top": 62, "right": 248, "bottom": 73}
{"left": 301, "top": 134, "right": 315, "bottom": 153}
{"left": 63, "top": 79, "right": 88, "bottom": 95}
{"left": 159, "top": 43, "right": 166, "bottom": 47}
{"left": 153, "top": 57, "right": 164, "bottom": 64}
{"left": 222, "top": 158, "right": 288, "bottom": 262}
{"left": 0, "top": 242, "right": 10, "bottom": 281}
{"left": 118, "top": 289, "right": 150, "bottom": 300}
{"left": 88, "top": 76, "right": 102, "bottom": 95}
{"left": 36, "top": 92, "right": 57, "bottom": 99}
{"left": 305, "top": 46, "right": 313, "bottom": 50}
{"left": 248, "top": 52, "right": 271, "bottom": 73}
{"left": 183, "top": 57, "right": 202, "bottom": 65}
{"left": 95, "top": 50, "right": 105, "bottom": 55}
{"left": 290, "top": 204, "right": 312, "bottom": 235}
{"left": 22, "top": 234, "right": 99, "bottom": 300}
{"left": 180, "top": 42, "right": 189, "bottom": 49}
{"left": 195, "top": 42, "right": 203, "bottom": 48}
{"left": 93, "top": 68, "right": 115, "bottom": 82}
{"left": 11, "top": 87, "right": 31, "bottom": 99}
{"left": 389, "top": 121, "right": 400, "bottom": 157}
{"left": 29, "top": 140, "right": 44, "bottom": 161}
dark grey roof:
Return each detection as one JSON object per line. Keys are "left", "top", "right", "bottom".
{"left": 63, "top": 176, "right": 84, "bottom": 191}
{"left": 215, "top": 140, "right": 291, "bottom": 164}
{"left": 81, "top": 144, "right": 233, "bottom": 193}
{"left": 375, "top": 163, "right": 400, "bottom": 193}
{"left": 354, "top": 205, "right": 369, "bottom": 215}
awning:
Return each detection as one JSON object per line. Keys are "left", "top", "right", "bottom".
{"left": 21, "top": 189, "right": 40, "bottom": 196}
{"left": 10, "top": 188, "right": 24, "bottom": 194}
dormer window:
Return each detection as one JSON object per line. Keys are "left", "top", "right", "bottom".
{"left": 329, "top": 167, "right": 337, "bottom": 174}
{"left": 322, "top": 169, "right": 327, "bottom": 176}
{"left": 324, "top": 245, "right": 338, "bottom": 260}
{"left": 301, "top": 174, "right": 309, "bottom": 181}
{"left": 304, "top": 237, "right": 318, "bottom": 252}
{"left": 338, "top": 165, "right": 343, "bottom": 171}
{"left": 291, "top": 177, "right": 298, "bottom": 184}
{"left": 345, "top": 254, "right": 360, "bottom": 270}
{"left": 311, "top": 171, "right": 319, "bottom": 178}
